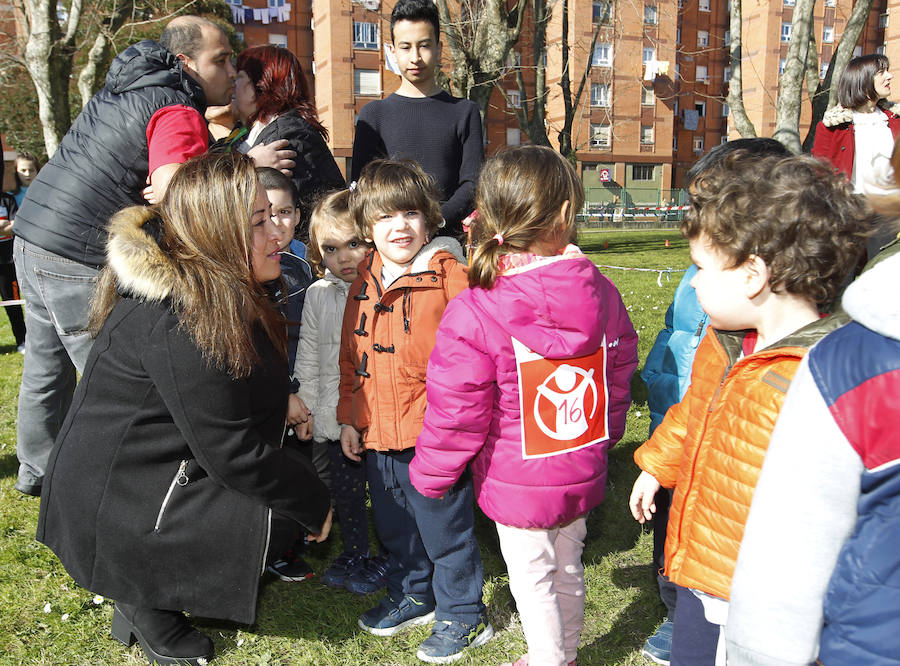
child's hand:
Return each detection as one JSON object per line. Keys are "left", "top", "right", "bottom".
{"left": 629, "top": 471, "right": 662, "bottom": 523}
{"left": 294, "top": 416, "right": 313, "bottom": 441}
{"left": 307, "top": 507, "right": 334, "bottom": 543}
{"left": 340, "top": 425, "right": 363, "bottom": 462}
{"left": 287, "top": 394, "right": 311, "bottom": 426}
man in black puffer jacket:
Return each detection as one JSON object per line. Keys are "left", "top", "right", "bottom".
{"left": 11, "top": 16, "right": 236, "bottom": 498}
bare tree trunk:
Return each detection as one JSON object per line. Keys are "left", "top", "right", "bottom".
{"left": 773, "top": 0, "right": 815, "bottom": 153}
{"left": 77, "top": 0, "right": 138, "bottom": 108}
{"left": 511, "top": 0, "right": 550, "bottom": 146}
{"left": 22, "top": 0, "right": 83, "bottom": 156}
{"left": 725, "top": 0, "right": 756, "bottom": 137}
{"left": 557, "top": 0, "right": 600, "bottom": 158}
{"left": 802, "top": 0, "right": 875, "bottom": 150}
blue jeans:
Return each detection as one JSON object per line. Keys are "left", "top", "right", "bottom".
{"left": 366, "top": 449, "right": 486, "bottom": 625}
{"left": 14, "top": 237, "right": 98, "bottom": 490}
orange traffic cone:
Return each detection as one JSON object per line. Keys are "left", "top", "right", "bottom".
{"left": 665, "top": 239, "right": 670, "bottom": 248}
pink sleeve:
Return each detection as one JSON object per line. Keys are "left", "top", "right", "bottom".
{"left": 145, "top": 105, "right": 209, "bottom": 174}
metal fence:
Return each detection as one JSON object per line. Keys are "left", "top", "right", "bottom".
{"left": 579, "top": 186, "right": 688, "bottom": 230}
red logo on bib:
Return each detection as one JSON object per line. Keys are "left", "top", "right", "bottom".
{"left": 513, "top": 337, "right": 609, "bottom": 459}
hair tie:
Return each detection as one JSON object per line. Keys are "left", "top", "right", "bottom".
{"left": 348, "top": 181, "right": 358, "bottom": 192}
{"left": 493, "top": 233, "right": 504, "bottom": 245}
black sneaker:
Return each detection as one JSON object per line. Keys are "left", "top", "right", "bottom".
{"left": 267, "top": 554, "right": 315, "bottom": 582}
{"left": 416, "top": 615, "right": 494, "bottom": 663}
{"left": 320, "top": 552, "right": 366, "bottom": 588}
{"left": 345, "top": 553, "right": 389, "bottom": 595}
{"left": 358, "top": 594, "right": 435, "bottom": 637}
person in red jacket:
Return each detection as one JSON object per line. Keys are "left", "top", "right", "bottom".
{"left": 812, "top": 54, "right": 900, "bottom": 193}
{"left": 628, "top": 151, "right": 870, "bottom": 666}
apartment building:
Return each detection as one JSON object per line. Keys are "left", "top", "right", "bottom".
{"left": 208, "top": 0, "right": 891, "bottom": 196}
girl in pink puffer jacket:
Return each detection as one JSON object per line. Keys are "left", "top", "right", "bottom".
{"left": 409, "top": 146, "right": 638, "bottom": 666}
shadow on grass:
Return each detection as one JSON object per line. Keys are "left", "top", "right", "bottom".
{"left": 579, "top": 232, "right": 689, "bottom": 257}
{"left": 0, "top": 449, "right": 19, "bottom": 479}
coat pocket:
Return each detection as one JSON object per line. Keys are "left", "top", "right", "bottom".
{"left": 154, "top": 460, "right": 189, "bottom": 532}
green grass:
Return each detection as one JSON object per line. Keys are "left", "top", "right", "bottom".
{"left": 0, "top": 230, "right": 693, "bottom": 665}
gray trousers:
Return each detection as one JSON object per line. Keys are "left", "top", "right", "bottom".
{"left": 14, "top": 237, "right": 97, "bottom": 490}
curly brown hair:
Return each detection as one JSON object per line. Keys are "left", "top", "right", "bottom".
{"left": 682, "top": 150, "right": 873, "bottom": 307}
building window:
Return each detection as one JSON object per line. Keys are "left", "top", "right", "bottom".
{"left": 591, "top": 82, "right": 611, "bottom": 107}
{"left": 823, "top": 25, "right": 834, "bottom": 43}
{"left": 592, "top": 43, "right": 613, "bottom": 67}
{"left": 699, "top": 0, "right": 710, "bottom": 11}
{"left": 673, "top": 134, "right": 678, "bottom": 150}
{"left": 506, "top": 128, "right": 521, "bottom": 146}
{"left": 820, "top": 62, "right": 829, "bottom": 79}
{"left": 696, "top": 65, "right": 708, "bottom": 82}
{"left": 697, "top": 30, "right": 709, "bottom": 47}
{"left": 642, "top": 86, "right": 655, "bottom": 105}
{"left": 693, "top": 136, "right": 705, "bottom": 152}
{"left": 677, "top": 28, "right": 681, "bottom": 44}
{"left": 877, "top": 44, "right": 887, "bottom": 55}
{"left": 724, "top": 30, "right": 731, "bottom": 46}
{"left": 783, "top": 0, "right": 794, "bottom": 5}
{"left": 779, "top": 59, "right": 786, "bottom": 75}
{"left": 879, "top": 12, "right": 889, "bottom": 28}
{"left": 695, "top": 101, "right": 706, "bottom": 117}
{"left": 644, "top": 4, "right": 658, "bottom": 24}
{"left": 643, "top": 47, "right": 656, "bottom": 64}
{"left": 673, "top": 98, "right": 679, "bottom": 115}
{"left": 353, "top": 21, "right": 379, "bottom": 49}
{"left": 591, "top": 124, "right": 611, "bottom": 147}
{"left": 675, "top": 63, "right": 680, "bottom": 79}
{"left": 724, "top": 66, "right": 731, "bottom": 82}
{"left": 722, "top": 102, "right": 730, "bottom": 117}
{"left": 633, "top": 164, "right": 655, "bottom": 179}
{"left": 354, "top": 69, "right": 381, "bottom": 96}
{"left": 269, "top": 33, "right": 288, "bottom": 47}
{"left": 640, "top": 125, "right": 655, "bottom": 145}
{"left": 592, "top": 0, "right": 613, "bottom": 24}
{"left": 506, "top": 90, "right": 521, "bottom": 108}
{"left": 854, "top": 46, "right": 863, "bottom": 57}
{"left": 721, "top": 135, "right": 729, "bottom": 145}
{"left": 825, "top": 0, "right": 835, "bottom": 5}
{"left": 506, "top": 51, "right": 522, "bottom": 68}
{"left": 781, "top": 23, "right": 792, "bottom": 42}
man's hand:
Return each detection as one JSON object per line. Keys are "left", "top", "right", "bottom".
{"left": 248, "top": 139, "right": 296, "bottom": 175}
{"left": 629, "top": 470, "right": 662, "bottom": 523}
{"left": 340, "top": 425, "right": 363, "bottom": 462}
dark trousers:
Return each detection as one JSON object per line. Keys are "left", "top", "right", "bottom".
{"left": 366, "top": 449, "right": 485, "bottom": 625}
{"left": 670, "top": 583, "right": 719, "bottom": 665}
{"left": 652, "top": 487, "right": 678, "bottom": 614}
{"left": 327, "top": 439, "right": 370, "bottom": 555}
{"left": 0, "top": 262, "right": 25, "bottom": 345}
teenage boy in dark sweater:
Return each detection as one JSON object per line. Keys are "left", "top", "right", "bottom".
{"left": 349, "top": 0, "right": 483, "bottom": 238}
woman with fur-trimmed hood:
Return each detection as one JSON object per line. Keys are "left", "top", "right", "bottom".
{"left": 36, "top": 152, "right": 332, "bottom": 666}
{"left": 812, "top": 54, "right": 900, "bottom": 193}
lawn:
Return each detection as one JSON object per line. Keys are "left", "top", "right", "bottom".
{"left": 0, "top": 230, "right": 692, "bottom": 666}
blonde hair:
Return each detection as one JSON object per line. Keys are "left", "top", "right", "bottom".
{"left": 349, "top": 159, "right": 443, "bottom": 242}
{"left": 90, "top": 152, "right": 286, "bottom": 377}
{"left": 308, "top": 189, "right": 363, "bottom": 277}
{"left": 469, "top": 146, "right": 584, "bottom": 289}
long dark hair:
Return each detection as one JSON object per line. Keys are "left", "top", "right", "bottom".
{"left": 236, "top": 45, "right": 328, "bottom": 140}
{"left": 838, "top": 54, "right": 890, "bottom": 110}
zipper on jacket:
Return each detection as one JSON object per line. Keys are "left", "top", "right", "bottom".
{"left": 154, "top": 460, "right": 189, "bottom": 531}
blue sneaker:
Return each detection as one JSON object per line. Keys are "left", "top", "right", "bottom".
{"left": 358, "top": 594, "right": 435, "bottom": 637}
{"left": 416, "top": 615, "right": 494, "bottom": 664}
{"left": 641, "top": 619, "right": 673, "bottom": 665}
{"left": 345, "top": 553, "right": 389, "bottom": 595}
{"left": 320, "top": 552, "right": 366, "bottom": 588}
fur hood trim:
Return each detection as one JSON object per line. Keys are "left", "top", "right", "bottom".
{"left": 409, "top": 236, "right": 467, "bottom": 272}
{"left": 106, "top": 207, "right": 178, "bottom": 302}
{"left": 822, "top": 100, "right": 898, "bottom": 127}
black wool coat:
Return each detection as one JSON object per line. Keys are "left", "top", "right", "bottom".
{"left": 36, "top": 212, "right": 330, "bottom": 624}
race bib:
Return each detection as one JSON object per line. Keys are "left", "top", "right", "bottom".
{"left": 512, "top": 336, "right": 609, "bottom": 459}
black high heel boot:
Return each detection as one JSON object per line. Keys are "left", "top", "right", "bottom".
{"left": 111, "top": 602, "right": 215, "bottom": 665}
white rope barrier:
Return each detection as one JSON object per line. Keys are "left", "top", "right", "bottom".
{"left": 594, "top": 264, "right": 687, "bottom": 287}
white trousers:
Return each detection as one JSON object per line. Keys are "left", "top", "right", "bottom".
{"left": 496, "top": 515, "right": 588, "bottom": 666}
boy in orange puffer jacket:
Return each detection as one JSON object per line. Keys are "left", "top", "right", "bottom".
{"left": 628, "top": 149, "right": 871, "bottom": 666}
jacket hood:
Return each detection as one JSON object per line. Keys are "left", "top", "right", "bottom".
{"left": 106, "top": 207, "right": 178, "bottom": 302}
{"left": 106, "top": 40, "right": 206, "bottom": 108}
{"left": 322, "top": 269, "right": 351, "bottom": 292}
{"left": 410, "top": 236, "right": 466, "bottom": 271}
{"left": 465, "top": 253, "right": 608, "bottom": 358}
{"left": 843, "top": 249, "right": 900, "bottom": 340}
{"left": 822, "top": 100, "right": 898, "bottom": 127}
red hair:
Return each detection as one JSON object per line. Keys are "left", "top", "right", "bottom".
{"left": 235, "top": 46, "right": 328, "bottom": 140}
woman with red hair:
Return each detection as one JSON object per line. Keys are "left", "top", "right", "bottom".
{"left": 231, "top": 45, "right": 345, "bottom": 223}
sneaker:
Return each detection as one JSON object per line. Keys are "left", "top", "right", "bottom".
{"left": 641, "top": 618, "right": 673, "bottom": 665}
{"left": 345, "top": 553, "right": 389, "bottom": 595}
{"left": 320, "top": 552, "right": 366, "bottom": 588}
{"left": 266, "top": 553, "right": 315, "bottom": 582}
{"left": 358, "top": 594, "right": 435, "bottom": 637}
{"left": 416, "top": 615, "right": 494, "bottom": 664}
